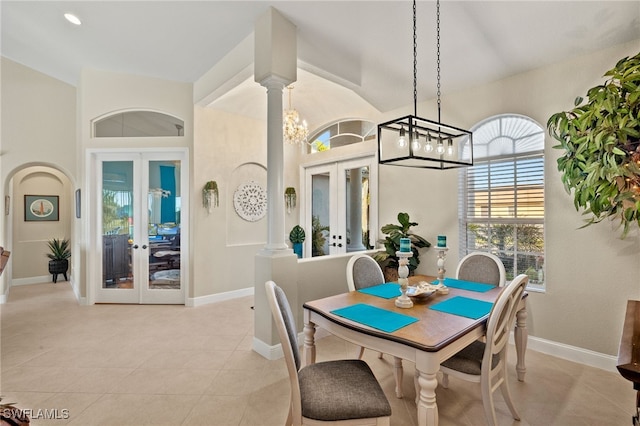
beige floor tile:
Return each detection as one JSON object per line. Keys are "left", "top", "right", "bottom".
{"left": 181, "top": 394, "right": 249, "bottom": 426}
{"left": 2, "top": 282, "right": 636, "bottom": 426}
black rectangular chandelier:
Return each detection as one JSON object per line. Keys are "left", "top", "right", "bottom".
{"left": 378, "top": 0, "right": 473, "bottom": 170}
{"left": 378, "top": 115, "right": 473, "bottom": 169}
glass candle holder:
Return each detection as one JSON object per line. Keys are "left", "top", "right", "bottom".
{"left": 400, "top": 237, "right": 411, "bottom": 252}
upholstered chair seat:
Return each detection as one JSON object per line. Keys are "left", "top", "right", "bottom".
{"left": 299, "top": 360, "right": 391, "bottom": 421}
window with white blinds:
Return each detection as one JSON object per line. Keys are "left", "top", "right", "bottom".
{"left": 459, "top": 115, "right": 545, "bottom": 288}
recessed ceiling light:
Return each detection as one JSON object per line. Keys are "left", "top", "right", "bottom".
{"left": 64, "top": 13, "right": 82, "bottom": 26}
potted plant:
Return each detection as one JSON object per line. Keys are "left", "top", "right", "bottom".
{"left": 547, "top": 52, "right": 640, "bottom": 238}
{"left": 289, "top": 225, "right": 305, "bottom": 258}
{"left": 372, "top": 212, "right": 431, "bottom": 281}
{"left": 46, "top": 238, "right": 71, "bottom": 283}
{"left": 202, "top": 180, "right": 219, "bottom": 213}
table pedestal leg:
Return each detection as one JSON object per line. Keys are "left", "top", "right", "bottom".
{"left": 303, "top": 322, "right": 316, "bottom": 366}
{"left": 393, "top": 356, "right": 404, "bottom": 398}
{"left": 515, "top": 307, "right": 528, "bottom": 381}
{"left": 416, "top": 370, "right": 439, "bottom": 426}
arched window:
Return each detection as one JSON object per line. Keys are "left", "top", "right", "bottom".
{"left": 459, "top": 114, "right": 545, "bottom": 289}
{"left": 93, "top": 110, "right": 184, "bottom": 137}
{"left": 307, "top": 119, "right": 376, "bottom": 153}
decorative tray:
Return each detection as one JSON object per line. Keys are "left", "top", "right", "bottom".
{"left": 406, "top": 281, "right": 447, "bottom": 298}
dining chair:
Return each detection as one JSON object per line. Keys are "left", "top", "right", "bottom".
{"left": 265, "top": 280, "right": 392, "bottom": 426}
{"left": 456, "top": 251, "right": 507, "bottom": 287}
{"left": 346, "top": 254, "right": 405, "bottom": 399}
{"left": 439, "top": 274, "right": 528, "bottom": 426}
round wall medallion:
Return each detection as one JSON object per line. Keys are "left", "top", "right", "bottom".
{"left": 233, "top": 181, "right": 267, "bottom": 222}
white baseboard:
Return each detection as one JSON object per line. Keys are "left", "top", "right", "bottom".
{"left": 525, "top": 335, "right": 618, "bottom": 373}
{"left": 253, "top": 328, "right": 333, "bottom": 361}
{"left": 187, "top": 286, "right": 254, "bottom": 307}
{"left": 12, "top": 275, "right": 51, "bottom": 286}
{"left": 253, "top": 336, "right": 284, "bottom": 360}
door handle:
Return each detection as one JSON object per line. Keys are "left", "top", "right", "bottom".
{"left": 132, "top": 244, "right": 139, "bottom": 249}
{"left": 142, "top": 245, "right": 148, "bottom": 249}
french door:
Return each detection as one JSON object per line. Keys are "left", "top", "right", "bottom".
{"left": 302, "top": 156, "right": 377, "bottom": 258}
{"left": 92, "top": 150, "right": 188, "bottom": 304}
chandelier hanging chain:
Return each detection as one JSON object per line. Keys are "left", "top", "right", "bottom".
{"left": 376, "top": 0, "right": 473, "bottom": 169}
{"left": 436, "top": 0, "right": 441, "bottom": 123}
{"left": 413, "top": 0, "right": 417, "bottom": 116}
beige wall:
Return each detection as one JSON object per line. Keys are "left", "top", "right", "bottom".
{"left": 0, "top": 59, "right": 77, "bottom": 295}
{"left": 193, "top": 106, "right": 268, "bottom": 297}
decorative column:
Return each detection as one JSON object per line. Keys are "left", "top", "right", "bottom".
{"left": 260, "top": 76, "right": 290, "bottom": 252}
{"left": 254, "top": 7, "right": 298, "bottom": 254}
{"left": 253, "top": 7, "right": 300, "bottom": 360}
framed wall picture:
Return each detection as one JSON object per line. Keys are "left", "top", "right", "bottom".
{"left": 24, "top": 195, "right": 59, "bottom": 221}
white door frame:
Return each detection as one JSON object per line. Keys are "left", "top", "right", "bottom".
{"left": 301, "top": 154, "right": 378, "bottom": 258}
{"left": 86, "top": 148, "right": 189, "bottom": 304}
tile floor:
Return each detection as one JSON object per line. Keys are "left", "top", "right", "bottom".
{"left": 1, "top": 282, "right": 636, "bottom": 425}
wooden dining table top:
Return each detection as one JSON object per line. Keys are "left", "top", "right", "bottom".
{"left": 303, "top": 275, "right": 511, "bottom": 353}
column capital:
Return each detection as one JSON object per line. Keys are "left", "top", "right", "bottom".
{"left": 258, "top": 75, "right": 292, "bottom": 90}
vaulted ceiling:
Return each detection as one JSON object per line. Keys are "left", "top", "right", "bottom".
{"left": 3, "top": 1, "right": 639, "bottom": 124}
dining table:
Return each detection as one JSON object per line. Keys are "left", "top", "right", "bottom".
{"left": 302, "top": 275, "right": 528, "bottom": 426}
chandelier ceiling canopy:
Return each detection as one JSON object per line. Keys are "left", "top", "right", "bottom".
{"left": 378, "top": 0, "right": 473, "bottom": 170}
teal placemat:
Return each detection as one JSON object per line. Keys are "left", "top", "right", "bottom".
{"left": 441, "top": 277, "right": 495, "bottom": 293}
{"left": 430, "top": 296, "right": 494, "bottom": 319}
{"left": 358, "top": 283, "right": 401, "bottom": 299}
{"left": 331, "top": 303, "right": 418, "bottom": 333}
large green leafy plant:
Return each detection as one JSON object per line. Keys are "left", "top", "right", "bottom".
{"left": 547, "top": 52, "right": 640, "bottom": 237}
{"left": 372, "top": 212, "right": 430, "bottom": 272}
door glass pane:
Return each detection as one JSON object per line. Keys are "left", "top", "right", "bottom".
{"left": 311, "top": 173, "right": 330, "bottom": 257}
{"left": 345, "top": 166, "right": 371, "bottom": 252}
{"left": 148, "top": 160, "right": 181, "bottom": 289}
{"left": 102, "top": 161, "right": 133, "bottom": 289}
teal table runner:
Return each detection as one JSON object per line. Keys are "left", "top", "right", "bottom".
{"left": 358, "top": 283, "right": 401, "bottom": 299}
{"left": 430, "top": 296, "right": 494, "bottom": 319}
{"left": 439, "top": 277, "right": 495, "bottom": 293}
{"left": 331, "top": 303, "right": 418, "bottom": 333}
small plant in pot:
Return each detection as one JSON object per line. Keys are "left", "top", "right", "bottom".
{"left": 289, "top": 225, "right": 305, "bottom": 258}
{"left": 46, "top": 238, "right": 70, "bottom": 283}
{"left": 372, "top": 212, "right": 430, "bottom": 282}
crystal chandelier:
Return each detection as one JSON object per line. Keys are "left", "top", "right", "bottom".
{"left": 283, "top": 85, "right": 309, "bottom": 145}
{"left": 378, "top": 0, "right": 473, "bottom": 169}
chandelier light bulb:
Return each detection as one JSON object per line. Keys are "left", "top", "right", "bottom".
{"left": 411, "top": 131, "right": 421, "bottom": 151}
{"left": 397, "top": 128, "right": 407, "bottom": 148}
{"left": 436, "top": 137, "right": 445, "bottom": 155}
{"left": 424, "top": 133, "right": 434, "bottom": 153}
{"left": 446, "top": 138, "right": 454, "bottom": 156}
